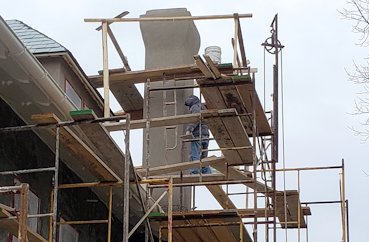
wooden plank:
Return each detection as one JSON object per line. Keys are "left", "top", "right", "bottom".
{"left": 88, "top": 63, "right": 235, "bottom": 88}
{"left": 161, "top": 218, "right": 238, "bottom": 242}
{"left": 188, "top": 218, "right": 220, "bottom": 242}
{"left": 0, "top": 208, "right": 47, "bottom": 242}
{"left": 198, "top": 75, "right": 272, "bottom": 136}
{"left": 206, "top": 185, "right": 237, "bottom": 209}
{"left": 136, "top": 156, "right": 225, "bottom": 177}
{"left": 32, "top": 114, "right": 120, "bottom": 182}
{"left": 163, "top": 222, "right": 202, "bottom": 242}
{"left": 236, "top": 80, "right": 272, "bottom": 136}
{"left": 110, "top": 82, "right": 143, "bottom": 119}
{"left": 211, "top": 163, "right": 274, "bottom": 195}
{"left": 275, "top": 190, "right": 307, "bottom": 228}
{"left": 203, "top": 55, "right": 221, "bottom": 78}
{"left": 70, "top": 111, "right": 135, "bottom": 180}
{"left": 156, "top": 211, "right": 250, "bottom": 242}
{"left": 31, "top": 113, "right": 59, "bottom": 125}
{"left": 193, "top": 55, "right": 215, "bottom": 79}
{"left": 206, "top": 115, "right": 243, "bottom": 164}
{"left": 219, "top": 110, "right": 252, "bottom": 164}
{"left": 85, "top": 13, "right": 253, "bottom": 23}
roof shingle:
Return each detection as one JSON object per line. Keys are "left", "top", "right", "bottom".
{"left": 6, "top": 19, "right": 67, "bottom": 54}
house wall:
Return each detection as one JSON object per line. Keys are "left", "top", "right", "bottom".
{"left": 0, "top": 98, "right": 123, "bottom": 242}
{"left": 38, "top": 56, "right": 103, "bottom": 117}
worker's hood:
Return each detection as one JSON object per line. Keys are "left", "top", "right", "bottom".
{"left": 185, "top": 95, "right": 200, "bottom": 107}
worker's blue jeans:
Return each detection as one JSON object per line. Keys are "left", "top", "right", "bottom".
{"left": 190, "top": 136, "right": 211, "bottom": 174}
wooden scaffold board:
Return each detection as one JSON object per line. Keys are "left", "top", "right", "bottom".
{"left": 31, "top": 113, "right": 121, "bottom": 182}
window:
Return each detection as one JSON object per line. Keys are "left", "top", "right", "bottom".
{"left": 65, "top": 80, "right": 82, "bottom": 109}
{"left": 59, "top": 219, "right": 79, "bottom": 242}
{"left": 12, "top": 178, "right": 40, "bottom": 241}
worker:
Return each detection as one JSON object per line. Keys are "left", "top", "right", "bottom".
{"left": 184, "top": 95, "right": 211, "bottom": 174}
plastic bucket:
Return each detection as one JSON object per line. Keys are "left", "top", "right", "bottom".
{"left": 204, "top": 46, "right": 221, "bottom": 64}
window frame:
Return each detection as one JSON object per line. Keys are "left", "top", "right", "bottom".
{"left": 64, "top": 79, "right": 83, "bottom": 109}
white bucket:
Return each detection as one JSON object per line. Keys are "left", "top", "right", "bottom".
{"left": 204, "top": 46, "right": 221, "bottom": 64}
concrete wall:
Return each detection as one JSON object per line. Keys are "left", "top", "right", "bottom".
{"left": 140, "top": 8, "right": 200, "bottom": 211}
{"left": 0, "top": 98, "right": 124, "bottom": 241}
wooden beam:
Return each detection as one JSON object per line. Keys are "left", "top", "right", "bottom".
{"left": 102, "top": 21, "right": 110, "bottom": 118}
{"left": 231, "top": 38, "right": 242, "bottom": 68}
{"left": 193, "top": 55, "right": 215, "bottom": 79}
{"left": 88, "top": 63, "right": 235, "bottom": 88}
{"left": 235, "top": 15, "right": 247, "bottom": 67}
{"left": 85, "top": 13, "right": 253, "bottom": 23}
{"left": 233, "top": 16, "right": 239, "bottom": 67}
{"left": 107, "top": 26, "right": 131, "bottom": 71}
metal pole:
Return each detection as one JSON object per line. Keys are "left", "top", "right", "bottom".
{"left": 271, "top": 14, "right": 280, "bottom": 242}
{"left": 128, "top": 191, "right": 168, "bottom": 238}
{"left": 0, "top": 167, "right": 55, "bottom": 175}
{"left": 252, "top": 71, "right": 258, "bottom": 242}
{"left": 346, "top": 199, "right": 350, "bottom": 242}
{"left": 341, "top": 159, "right": 347, "bottom": 242}
{"left": 298, "top": 170, "right": 301, "bottom": 242}
{"left": 123, "top": 114, "right": 131, "bottom": 242}
{"left": 168, "top": 177, "right": 173, "bottom": 242}
{"left": 107, "top": 186, "right": 113, "bottom": 242}
{"left": 18, "top": 183, "right": 29, "bottom": 242}
{"left": 145, "top": 78, "right": 151, "bottom": 242}
{"left": 52, "top": 126, "right": 60, "bottom": 242}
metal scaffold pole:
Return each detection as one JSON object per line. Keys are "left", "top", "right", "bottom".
{"left": 262, "top": 14, "right": 284, "bottom": 241}
{"left": 145, "top": 78, "right": 151, "bottom": 242}
{"left": 52, "top": 126, "right": 60, "bottom": 242}
{"left": 123, "top": 114, "right": 131, "bottom": 242}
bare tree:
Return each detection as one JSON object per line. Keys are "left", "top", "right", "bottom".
{"left": 341, "top": 0, "right": 369, "bottom": 141}
{"left": 341, "top": 0, "right": 369, "bottom": 45}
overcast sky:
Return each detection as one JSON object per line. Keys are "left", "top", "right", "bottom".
{"left": 1, "top": 0, "right": 367, "bottom": 241}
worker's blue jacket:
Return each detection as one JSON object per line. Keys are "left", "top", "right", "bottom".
{"left": 185, "top": 95, "right": 210, "bottom": 137}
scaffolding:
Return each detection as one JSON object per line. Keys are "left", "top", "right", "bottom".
{"left": 0, "top": 11, "right": 349, "bottom": 242}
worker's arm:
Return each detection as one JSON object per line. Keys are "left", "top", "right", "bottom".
{"left": 186, "top": 103, "right": 201, "bottom": 134}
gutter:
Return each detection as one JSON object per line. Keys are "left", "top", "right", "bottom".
{"left": 0, "top": 16, "right": 75, "bottom": 119}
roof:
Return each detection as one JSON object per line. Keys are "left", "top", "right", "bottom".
{"left": 6, "top": 19, "right": 67, "bottom": 54}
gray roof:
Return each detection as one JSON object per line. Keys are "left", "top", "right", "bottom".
{"left": 6, "top": 19, "right": 67, "bottom": 54}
